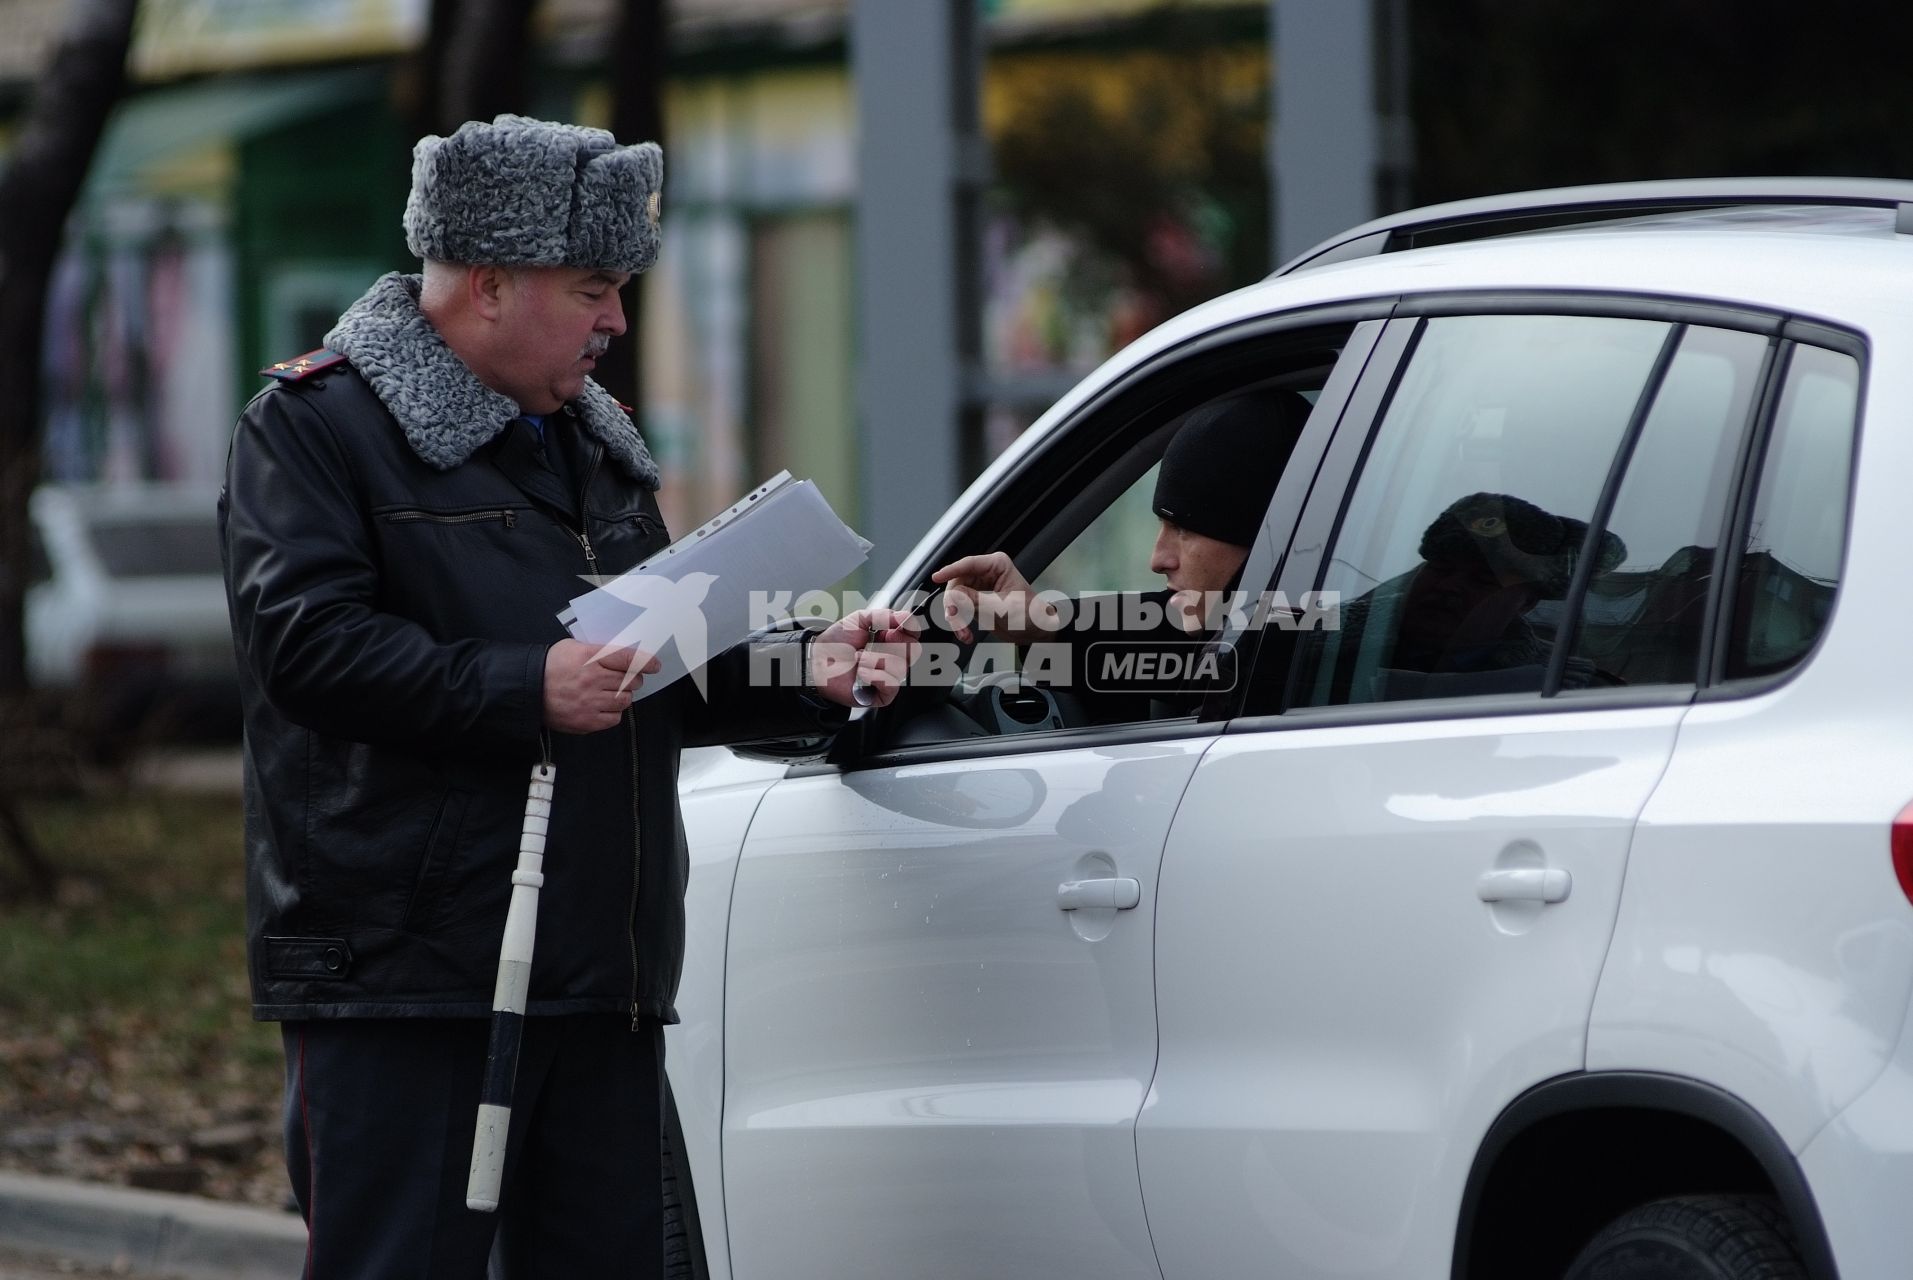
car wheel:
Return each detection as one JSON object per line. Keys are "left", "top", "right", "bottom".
{"left": 1563, "top": 1195, "right": 1807, "bottom": 1280}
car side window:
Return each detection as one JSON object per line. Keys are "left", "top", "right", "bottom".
{"left": 966, "top": 391, "right": 1308, "bottom": 731}
{"left": 1556, "top": 326, "right": 1768, "bottom": 686}
{"left": 1723, "top": 343, "right": 1860, "bottom": 680}
{"left": 870, "top": 348, "right": 1349, "bottom": 753}
{"left": 89, "top": 517, "right": 227, "bottom": 578}
{"left": 1031, "top": 463, "right": 1163, "bottom": 597}
{"left": 1292, "top": 314, "right": 1677, "bottom": 707}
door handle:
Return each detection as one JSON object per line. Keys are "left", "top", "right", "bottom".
{"left": 1475, "top": 867, "right": 1571, "bottom": 904}
{"left": 1057, "top": 877, "right": 1141, "bottom": 911}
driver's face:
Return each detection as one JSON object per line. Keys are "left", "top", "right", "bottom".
{"left": 1150, "top": 520, "right": 1250, "bottom": 599}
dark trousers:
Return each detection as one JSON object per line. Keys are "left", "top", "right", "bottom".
{"left": 282, "top": 1015, "right": 665, "bottom": 1280}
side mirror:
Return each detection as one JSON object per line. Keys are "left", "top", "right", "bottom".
{"left": 728, "top": 733, "right": 834, "bottom": 764}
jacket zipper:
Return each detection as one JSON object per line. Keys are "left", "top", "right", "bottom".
{"left": 553, "top": 444, "right": 604, "bottom": 569}
{"left": 568, "top": 524, "right": 597, "bottom": 566}
{"left": 628, "top": 713, "right": 642, "bottom": 1030}
{"left": 384, "top": 508, "right": 517, "bottom": 526}
{"left": 570, "top": 443, "right": 646, "bottom": 1030}
{"left": 547, "top": 443, "right": 642, "bottom": 1027}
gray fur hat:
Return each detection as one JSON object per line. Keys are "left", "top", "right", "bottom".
{"left": 403, "top": 114, "right": 663, "bottom": 275}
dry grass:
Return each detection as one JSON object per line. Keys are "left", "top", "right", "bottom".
{"left": 0, "top": 791, "right": 288, "bottom": 1206}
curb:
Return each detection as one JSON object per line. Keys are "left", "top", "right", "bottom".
{"left": 0, "top": 1172, "right": 304, "bottom": 1279}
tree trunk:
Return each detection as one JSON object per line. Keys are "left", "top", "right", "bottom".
{"left": 401, "top": 0, "right": 464, "bottom": 141}
{"left": 0, "top": 0, "right": 138, "bottom": 698}
{"left": 0, "top": 792, "right": 58, "bottom": 901}
{"left": 594, "top": 0, "right": 668, "bottom": 412}
{"left": 436, "top": 0, "right": 539, "bottom": 132}
{"left": 0, "top": 0, "right": 132, "bottom": 900}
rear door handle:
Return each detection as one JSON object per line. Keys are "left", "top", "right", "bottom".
{"left": 1475, "top": 867, "right": 1571, "bottom": 904}
{"left": 1057, "top": 877, "right": 1141, "bottom": 911}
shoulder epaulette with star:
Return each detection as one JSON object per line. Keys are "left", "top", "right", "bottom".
{"left": 260, "top": 349, "right": 346, "bottom": 382}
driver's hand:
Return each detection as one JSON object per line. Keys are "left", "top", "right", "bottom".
{"left": 929, "top": 552, "right": 1059, "bottom": 646}
{"left": 808, "top": 607, "right": 921, "bottom": 708}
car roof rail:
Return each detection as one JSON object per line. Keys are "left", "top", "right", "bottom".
{"left": 1272, "top": 177, "right": 1913, "bottom": 277}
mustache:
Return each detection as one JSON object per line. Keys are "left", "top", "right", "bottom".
{"left": 581, "top": 335, "right": 611, "bottom": 359}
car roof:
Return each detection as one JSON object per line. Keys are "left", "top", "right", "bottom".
{"left": 1253, "top": 219, "right": 1913, "bottom": 325}
{"left": 1272, "top": 176, "right": 1913, "bottom": 276}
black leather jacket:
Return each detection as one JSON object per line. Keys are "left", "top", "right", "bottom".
{"left": 220, "top": 361, "right": 828, "bottom": 1023}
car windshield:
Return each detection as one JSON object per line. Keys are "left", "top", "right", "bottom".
{"left": 90, "top": 518, "right": 224, "bottom": 578}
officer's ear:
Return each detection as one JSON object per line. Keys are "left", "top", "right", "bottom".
{"left": 469, "top": 264, "right": 512, "bottom": 322}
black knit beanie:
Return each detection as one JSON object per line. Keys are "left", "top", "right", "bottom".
{"left": 1152, "top": 389, "right": 1314, "bottom": 547}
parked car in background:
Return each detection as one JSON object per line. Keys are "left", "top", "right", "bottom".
{"left": 26, "top": 484, "right": 238, "bottom": 747}
{"left": 660, "top": 180, "right": 1913, "bottom": 1280}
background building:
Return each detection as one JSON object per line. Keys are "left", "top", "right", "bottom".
{"left": 6, "top": 0, "right": 1911, "bottom": 563}
{"left": 7, "top": 0, "right": 1280, "bottom": 551}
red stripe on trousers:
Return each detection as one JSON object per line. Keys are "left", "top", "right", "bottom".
{"left": 300, "top": 1027, "right": 316, "bottom": 1279}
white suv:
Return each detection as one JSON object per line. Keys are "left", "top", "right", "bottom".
{"left": 663, "top": 180, "right": 1913, "bottom": 1280}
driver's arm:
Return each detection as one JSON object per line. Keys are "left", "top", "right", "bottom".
{"left": 929, "top": 552, "right": 1063, "bottom": 646}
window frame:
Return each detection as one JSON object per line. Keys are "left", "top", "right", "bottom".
{"left": 1230, "top": 290, "right": 1867, "bottom": 738}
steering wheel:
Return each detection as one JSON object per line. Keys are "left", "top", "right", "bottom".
{"left": 961, "top": 670, "right": 1068, "bottom": 734}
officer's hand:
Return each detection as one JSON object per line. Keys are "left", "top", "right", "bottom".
{"left": 544, "top": 639, "right": 663, "bottom": 734}
{"left": 808, "top": 608, "right": 921, "bottom": 708}
{"left": 929, "top": 552, "right": 1057, "bottom": 645}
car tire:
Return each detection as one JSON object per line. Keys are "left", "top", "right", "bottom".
{"left": 1563, "top": 1195, "right": 1807, "bottom": 1280}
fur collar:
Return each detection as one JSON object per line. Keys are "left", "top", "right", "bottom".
{"left": 324, "top": 272, "right": 660, "bottom": 489}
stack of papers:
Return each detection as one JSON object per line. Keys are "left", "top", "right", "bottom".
{"left": 558, "top": 472, "right": 871, "bottom": 699}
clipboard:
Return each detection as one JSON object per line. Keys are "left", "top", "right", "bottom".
{"left": 558, "top": 472, "right": 871, "bottom": 699}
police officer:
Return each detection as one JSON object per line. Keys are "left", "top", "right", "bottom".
{"left": 221, "top": 115, "right": 910, "bottom": 1278}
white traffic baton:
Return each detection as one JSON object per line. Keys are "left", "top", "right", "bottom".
{"left": 465, "top": 759, "right": 556, "bottom": 1212}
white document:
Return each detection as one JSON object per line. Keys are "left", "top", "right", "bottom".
{"left": 558, "top": 472, "right": 871, "bottom": 700}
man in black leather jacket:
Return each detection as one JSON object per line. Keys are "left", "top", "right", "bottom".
{"left": 220, "top": 115, "right": 908, "bottom": 1279}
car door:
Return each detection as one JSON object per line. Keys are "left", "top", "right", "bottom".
{"left": 721, "top": 738, "right": 1200, "bottom": 1280}
{"left": 1136, "top": 311, "right": 1777, "bottom": 1278}
{"left": 718, "top": 320, "right": 1382, "bottom": 1280}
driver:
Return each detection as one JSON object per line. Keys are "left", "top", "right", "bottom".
{"left": 929, "top": 388, "right": 1310, "bottom": 711}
